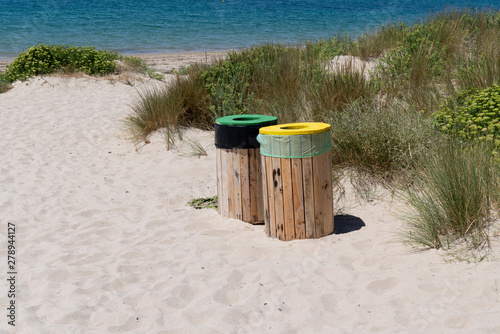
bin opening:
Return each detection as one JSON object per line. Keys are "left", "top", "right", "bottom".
{"left": 280, "top": 125, "right": 308, "bottom": 130}
{"left": 259, "top": 122, "right": 330, "bottom": 136}
{"left": 233, "top": 116, "right": 260, "bottom": 121}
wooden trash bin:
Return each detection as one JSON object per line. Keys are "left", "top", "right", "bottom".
{"left": 257, "top": 123, "right": 334, "bottom": 240}
{"left": 215, "top": 114, "right": 277, "bottom": 224}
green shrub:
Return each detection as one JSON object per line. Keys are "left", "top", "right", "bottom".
{"left": 198, "top": 44, "right": 321, "bottom": 120}
{"left": 3, "top": 44, "right": 120, "bottom": 82}
{"left": 146, "top": 68, "right": 165, "bottom": 81}
{"left": 174, "top": 65, "right": 194, "bottom": 75}
{"left": 434, "top": 84, "right": 500, "bottom": 156}
{"left": 126, "top": 43, "right": 323, "bottom": 144}
{"left": 199, "top": 51, "right": 254, "bottom": 116}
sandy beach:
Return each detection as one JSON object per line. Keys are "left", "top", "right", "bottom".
{"left": 1, "top": 53, "right": 500, "bottom": 333}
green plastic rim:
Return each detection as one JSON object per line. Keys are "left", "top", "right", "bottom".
{"left": 215, "top": 114, "right": 278, "bottom": 126}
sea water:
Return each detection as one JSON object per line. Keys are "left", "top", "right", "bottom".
{"left": 0, "top": 0, "right": 498, "bottom": 59}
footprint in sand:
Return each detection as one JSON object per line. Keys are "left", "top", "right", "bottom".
{"left": 367, "top": 277, "right": 399, "bottom": 295}
{"left": 164, "top": 284, "right": 197, "bottom": 309}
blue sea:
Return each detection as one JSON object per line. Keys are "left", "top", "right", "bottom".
{"left": 0, "top": 0, "right": 498, "bottom": 59}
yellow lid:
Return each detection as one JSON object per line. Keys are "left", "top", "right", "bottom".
{"left": 259, "top": 122, "right": 331, "bottom": 135}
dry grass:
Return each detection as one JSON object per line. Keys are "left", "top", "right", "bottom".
{"left": 401, "top": 140, "right": 500, "bottom": 252}
{"left": 125, "top": 71, "right": 210, "bottom": 147}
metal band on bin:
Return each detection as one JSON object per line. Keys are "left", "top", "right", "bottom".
{"left": 214, "top": 114, "right": 277, "bottom": 149}
{"left": 257, "top": 122, "right": 332, "bottom": 158}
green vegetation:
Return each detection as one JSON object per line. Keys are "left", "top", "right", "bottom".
{"left": 126, "top": 43, "right": 380, "bottom": 141}
{"left": 125, "top": 72, "right": 210, "bottom": 148}
{"left": 173, "top": 65, "right": 195, "bottom": 75}
{"left": 0, "top": 44, "right": 154, "bottom": 84}
{"left": 0, "top": 79, "right": 11, "bottom": 93}
{"left": 327, "top": 102, "right": 436, "bottom": 179}
{"left": 189, "top": 196, "right": 218, "bottom": 210}
{"left": 434, "top": 84, "right": 500, "bottom": 156}
{"left": 375, "top": 23, "right": 447, "bottom": 84}
{"left": 146, "top": 68, "right": 165, "bottom": 81}
{"left": 401, "top": 140, "right": 499, "bottom": 253}
{"left": 305, "top": 34, "right": 357, "bottom": 60}
{"left": 1, "top": 44, "right": 119, "bottom": 82}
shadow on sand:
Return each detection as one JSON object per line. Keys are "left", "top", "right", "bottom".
{"left": 333, "top": 215, "right": 365, "bottom": 234}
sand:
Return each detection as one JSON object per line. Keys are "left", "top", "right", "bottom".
{"left": 0, "top": 53, "right": 499, "bottom": 333}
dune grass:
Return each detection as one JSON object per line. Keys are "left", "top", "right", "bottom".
{"left": 125, "top": 71, "right": 210, "bottom": 148}
{"left": 358, "top": 9, "right": 500, "bottom": 113}
{"left": 309, "top": 60, "right": 380, "bottom": 119}
{"left": 401, "top": 140, "right": 500, "bottom": 252}
{"left": 125, "top": 41, "right": 380, "bottom": 141}
{"left": 326, "top": 102, "right": 437, "bottom": 180}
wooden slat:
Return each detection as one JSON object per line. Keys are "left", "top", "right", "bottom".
{"left": 240, "top": 149, "right": 251, "bottom": 222}
{"left": 312, "top": 152, "right": 334, "bottom": 238}
{"left": 261, "top": 153, "right": 270, "bottom": 235}
{"left": 291, "top": 158, "right": 305, "bottom": 239}
{"left": 312, "top": 153, "right": 325, "bottom": 238}
{"left": 281, "top": 158, "right": 295, "bottom": 241}
{"left": 272, "top": 157, "right": 285, "bottom": 240}
{"left": 302, "top": 157, "right": 315, "bottom": 238}
{"left": 226, "top": 149, "right": 235, "bottom": 218}
{"left": 249, "top": 149, "right": 259, "bottom": 223}
{"left": 324, "top": 150, "right": 335, "bottom": 235}
{"left": 255, "top": 149, "right": 265, "bottom": 223}
{"left": 220, "top": 149, "right": 229, "bottom": 218}
{"left": 216, "top": 148, "right": 222, "bottom": 215}
{"left": 265, "top": 155, "right": 276, "bottom": 238}
{"left": 233, "top": 149, "right": 243, "bottom": 220}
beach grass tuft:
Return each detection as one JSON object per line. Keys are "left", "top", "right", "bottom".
{"left": 125, "top": 71, "right": 210, "bottom": 147}
{"left": 326, "top": 101, "right": 437, "bottom": 181}
{"left": 400, "top": 139, "right": 500, "bottom": 251}
{"left": 309, "top": 59, "right": 380, "bottom": 119}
